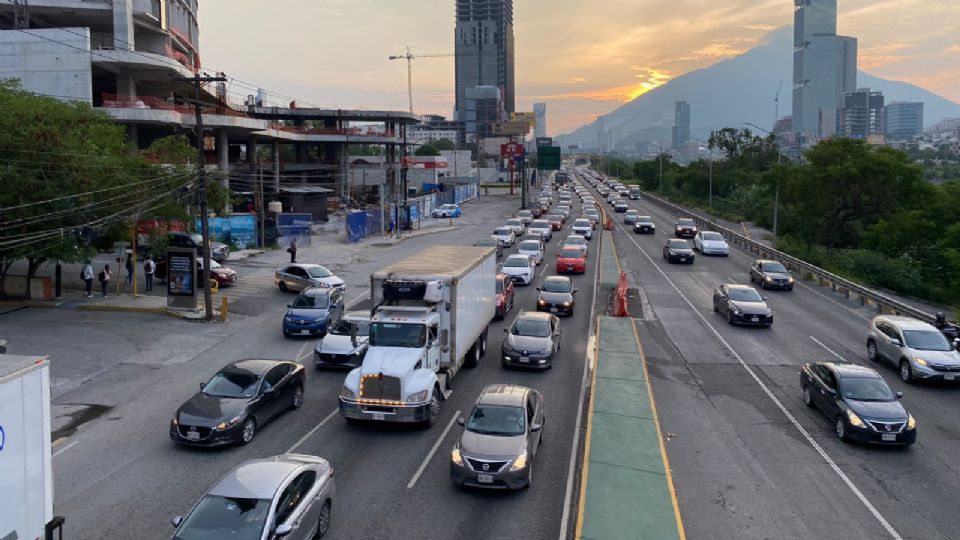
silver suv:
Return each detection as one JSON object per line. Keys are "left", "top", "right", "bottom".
{"left": 867, "top": 315, "right": 960, "bottom": 383}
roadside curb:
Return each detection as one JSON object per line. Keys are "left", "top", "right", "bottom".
{"left": 368, "top": 225, "right": 460, "bottom": 247}
{"left": 75, "top": 302, "right": 216, "bottom": 321}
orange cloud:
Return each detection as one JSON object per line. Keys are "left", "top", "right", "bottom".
{"left": 946, "top": 44, "right": 960, "bottom": 54}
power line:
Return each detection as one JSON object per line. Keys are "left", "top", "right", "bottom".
{"left": 0, "top": 170, "right": 194, "bottom": 212}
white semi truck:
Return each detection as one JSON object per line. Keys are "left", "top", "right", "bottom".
{"left": 1, "top": 354, "right": 54, "bottom": 540}
{"left": 339, "top": 245, "right": 497, "bottom": 427}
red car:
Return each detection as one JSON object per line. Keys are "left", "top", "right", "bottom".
{"left": 495, "top": 273, "right": 515, "bottom": 320}
{"left": 556, "top": 247, "right": 587, "bottom": 274}
{"left": 547, "top": 214, "right": 564, "bottom": 231}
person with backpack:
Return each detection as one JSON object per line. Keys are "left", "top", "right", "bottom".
{"left": 81, "top": 260, "right": 94, "bottom": 297}
{"left": 143, "top": 256, "right": 156, "bottom": 292}
{"left": 99, "top": 264, "right": 112, "bottom": 297}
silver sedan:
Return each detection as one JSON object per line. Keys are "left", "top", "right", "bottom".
{"left": 275, "top": 263, "right": 345, "bottom": 293}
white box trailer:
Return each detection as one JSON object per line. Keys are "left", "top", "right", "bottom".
{"left": 339, "top": 246, "right": 497, "bottom": 427}
{"left": 0, "top": 355, "right": 53, "bottom": 540}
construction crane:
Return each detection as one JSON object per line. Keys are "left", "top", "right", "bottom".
{"left": 773, "top": 80, "right": 783, "bottom": 130}
{"left": 388, "top": 46, "right": 454, "bottom": 114}
{"left": 12, "top": 0, "right": 29, "bottom": 29}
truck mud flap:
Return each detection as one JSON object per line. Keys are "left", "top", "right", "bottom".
{"left": 438, "top": 372, "right": 453, "bottom": 400}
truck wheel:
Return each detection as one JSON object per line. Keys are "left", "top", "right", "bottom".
{"left": 479, "top": 329, "right": 488, "bottom": 357}
{"left": 464, "top": 341, "right": 480, "bottom": 368}
{"left": 424, "top": 387, "right": 441, "bottom": 428}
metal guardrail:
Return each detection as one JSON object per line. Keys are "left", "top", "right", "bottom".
{"left": 639, "top": 191, "right": 936, "bottom": 323}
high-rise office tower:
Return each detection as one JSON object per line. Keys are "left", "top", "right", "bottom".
{"left": 792, "top": 0, "right": 858, "bottom": 136}
{"left": 455, "top": 0, "right": 515, "bottom": 122}
{"left": 840, "top": 88, "right": 885, "bottom": 139}
{"left": 672, "top": 101, "right": 691, "bottom": 149}
{"left": 885, "top": 102, "right": 924, "bottom": 140}
{"left": 533, "top": 102, "right": 547, "bottom": 139}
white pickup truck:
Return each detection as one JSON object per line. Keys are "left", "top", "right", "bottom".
{"left": 338, "top": 246, "right": 497, "bottom": 427}
{"left": 1, "top": 354, "right": 54, "bottom": 540}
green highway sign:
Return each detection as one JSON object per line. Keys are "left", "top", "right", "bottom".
{"left": 537, "top": 146, "right": 561, "bottom": 170}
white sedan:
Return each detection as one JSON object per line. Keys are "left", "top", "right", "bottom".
{"left": 432, "top": 204, "right": 462, "bottom": 218}
{"left": 501, "top": 254, "right": 535, "bottom": 285}
{"left": 694, "top": 231, "right": 730, "bottom": 256}
{"left": 492, "top": 226, "right": 516, "bottom": 247}
{"left": 517, "top": 239, "right": 544, "bottom": 266}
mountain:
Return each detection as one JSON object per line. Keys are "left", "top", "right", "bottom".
{"left": 556, "top": 26, "right": 960, "bottom": 150}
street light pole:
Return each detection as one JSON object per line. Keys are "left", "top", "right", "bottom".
{"left": 744, "top": 122, "right": 782, "bottom": 238}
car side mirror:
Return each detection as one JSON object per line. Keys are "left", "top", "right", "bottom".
{"left": 895, "top": 391, "right": 903, "bottom": 399}
{"left": 891, "top": 338, "right": 902, "bottom": 347}
{"left": 286, "top": 304, "right": 292, "bottom": 308}
{"left": 530, "top": 423, "right": 542, "bottom": 433}
{"left": 171, "top": 516, "right": 183, "bottom": 528}
{"left": 457, "top": 417, "right": 465, "bottom": 426}
{"left": 762, "top": 296, "right": 768, "bottom": 301}
{"left": 503, "top": 328, "right": 510, "bottom": 333}
{"left": 573, "top": 289, "right": 579, "bottom": 294}
{"left": 553, "top": 332, "right": 561, "bottom": 337}
{"left": 199, "top": 382, "right": 206, "bottom": 390}
{"left": 274, "top": 524, "right": 293, "bottom": 537}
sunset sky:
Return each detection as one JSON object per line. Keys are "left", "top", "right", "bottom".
{"left": 201, "top": 0, "right": 960, "bottom": 136}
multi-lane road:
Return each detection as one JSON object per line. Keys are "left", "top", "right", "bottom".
{"left": 22, "top": 192, "right": 602, "bottom": 539}
{"left": 580, "top": 169, "right": 960, "bottom": 540}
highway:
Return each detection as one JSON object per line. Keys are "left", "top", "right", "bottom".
{"left": 37, "top": 192, "right": 601, "bottom": 539}
{"left": 583, "top": 171, "right": 960, "bottom": 540}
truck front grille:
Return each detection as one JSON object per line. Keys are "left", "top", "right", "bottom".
{"left": 359, "top": 374, "right": 402, "bottom": 401}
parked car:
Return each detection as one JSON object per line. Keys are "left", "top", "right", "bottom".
{"left": 314, "top": 312, "right": 371, "bottom": 369}
{"left": 492, "top": 226, "right": 516, "bottom": 247}
{"left": 171, "top": 454, "right": 335, "bottom": 539}
{"left": 571, "top": 219, "right": 593, "bottom": 239}
{"left": 156, "top": 258, "right": 238, "bottom": 288}
{"left": 800, "top": 362, "right": 916, "bottom": 446}
{"left": 170, "top": 359, "right": 306, "bottom": 446}
{"left": 282, "top": 287, "right": 344, "bottom": 338}
{"left": 500, "top": 311, "right": 561, "bottom": 369}
{"left": 662, "top": 238, "right": 694, "bottom": 264}
{"left": 495, "top": 273, "right": 515, "bottom": 320}
{"left": 694, "top": 231, "right": 730, "bottom": 256}
{"left": 167, "top": 231, "right": 230, "bottom": 263}
{"left": 561, "top": 235, "right": 589, "bottom": 257}
{"left": 633, "top": 216, "right": 655, "bottom": 234}
{"left": 517, "top": 239, "right": 545, "bottom": 266}
{"left": 749, "top": 259, "right": 795, "bottom": 290}
{"left": 556, "top": 247, "right": 587, "bottom": 274}
{"left": 527, "top": 220, "right": 554, "bottom": 242}
{"left": 275, "top": 264, "right": 345, "bottom": 293}
{"left": 432, "top": 204, "right": 462, "bottom": 218}
{"left": 450, "top": 384, "right": 544, "bottom": 490}
{"left": 474, "top": 237, "right": 504, "bottom": 258}
{"left": 867, "top": 315, "right": 960, "bottom": 383}
{"left": 537, "top": 276, "right": 577, "bottom": 316}
{"left": 712, "top": 284, "right": 772, "bottom": 327}
{"left": 623, "top": 210, "right": 641, "bottom": 224}
{"left": 501, "top": 254, "right": 535, "bottom": 285}
{"left": 674, "top": 218, "right": 698, "bottom": 238}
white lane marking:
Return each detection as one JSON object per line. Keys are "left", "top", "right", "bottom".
{"left": 407, "top": 410, "right": 462, "bottom": 489}
{"left": 294, "top": 341, "right": 309, "bottom": 363}
{"left": 52, "top": 440, "right": 79, "bottom": 459}
{"left": 728, "top": 277, "right": 738, "bottom": 284}
{"left": 616, "top": 219, "right": 904, "bottom": 540}
{"left": 811, "top": 336, "right": 848, "bottom": 362}
{"left": 558, "top": 219, "right": 605, "bottom": 540}
{"left": 285, "top": 408, "right": 339, "bottom": 454}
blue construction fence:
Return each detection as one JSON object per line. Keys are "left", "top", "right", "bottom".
{"left": 196, "top": 214, "right": 257, "bottom": 249}
{"left": 346, "top": 183, "right": 479, "bottom": 243}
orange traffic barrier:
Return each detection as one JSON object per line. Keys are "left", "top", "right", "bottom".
{"left": 613, "top": 271, "right": 629, "bottom": 317}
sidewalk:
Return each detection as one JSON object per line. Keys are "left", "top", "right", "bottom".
{"left": 577, "top": 316, "right": 685, "bottom": 540}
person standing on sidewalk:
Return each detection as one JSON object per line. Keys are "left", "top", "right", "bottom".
{"left": 99, "top": 264, "right": 112, "bottom": 297}
{"left": 125, "top": 255, "right": 134, "bottom": 284}
{"left": 81, "top": 260, "right": 94, "bottom": 297}
{"left": 143, "top": 256, "right": 155, "bottom": 292}
{"left": 288, "top": 238, "right": 298, "bottom": 263}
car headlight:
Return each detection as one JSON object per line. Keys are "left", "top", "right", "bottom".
{"left": 733, "top": 308, "right": 742, "bottom": 316}
{"left": 509, "top": 451, "right": 528, "bottom": 471}
{"left": 537, "top": 298, "right": 547, "bottom": 305}
{"left": 765, "top": 276, "right": 773, "bottom": 282}
{"left": 451, "top": 445, "right": 464, "bottom": 466}
{"left": 340, "top": 385, "right": 357, "bottom": 400}
{"left": 171, "top": 416, "right": 178, "bottom": 426}
{"left": 284, "top": 315, "right": 294, "bottom": 321}
{"left": 787, "top": 277, "right": 795, "bottom": 283}
{"left": 847, "top": 410, "right": 865, "bottom": 428}
{"left": 913, "top": 357, "right": 929, "bottom": 367}
{"left": 407, "top": 389, "right": 429, "bottom": 403}
{"left": 563, "top": 301, "right": 572, "bottom": 307}
{"left": 907, "top": 414, "right": 916, "bottom": 430}
{"left": 215, "top": 415, "right": 243, "bottom": 431}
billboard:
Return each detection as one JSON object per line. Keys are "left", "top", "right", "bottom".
{"left": 501, "top": 142, "right": 525, "bottom": 159}
{"left": 491, "top": 121, "right": 531, "bottom": 136}
{"left": 197, "top": 214, "right": 257, "bottom": 249}
{"left": 510, "top": 112, "right": 537, "bottom": 127}
{"left": 166, "top": 251, "right": 196, "bottom": 297}
{"left": 277, "top": 213, "right": 312, "bottom": 247}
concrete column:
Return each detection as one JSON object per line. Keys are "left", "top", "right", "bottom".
{"left": 246, "top": 135, "right": 258, "bottom": 165}
{"left": 271, "top": 141, "right": 280, "bottom": 193}
{"left": 296, "top": 142, "right": 306, "bottom": 163}
{"left": 126, "top": 124, "right": 139, "bottom": 148}
{"left": 112, "top": 0, "right": 134, "bottom": 51}
{"left": 216, "top": 129, "right": 230, "bottom": 174}
{"left": 116, "top": 74, "right": 136, "bottom": 98}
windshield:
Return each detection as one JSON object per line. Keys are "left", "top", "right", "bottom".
{"left": 512, "top": 318, "right": 551, "bottom": 337}
{"left": 840, "top": 377, "right": 895, "bottom": 402}
{"left": 504, "top": 257, "right": 530, "bottom": 268}
{"left": 519, "top": 241, "right": 541, "bottom": 251}
{"left": 494, "top": 228, "right": 511, "bottom": 235}
{"left": 292, "top": 293, "right": 329, "bottom": 309}
{"left": 496, "top": 279, "right": 504, "bottom": 293}
{"left": 668, "top": 240, "right": 689, "bottom": 249}
{"left": 574, "top": 220, "right": 590, "bottom": 227}
{"left": 189, "top": 233, "right": 203, "bottom": 245}
{"left": 466, "top": 404, "right": 526, "bottom": 436}
{"left": 542, "top": 280, "right": 572, "bottom": 293}
{"left": 565, "top": 237, "right": 586, "bottom": 245}
{"left": 762, "top": 262, "right": 788, "bottom": 273}
{"left": 518, "top": 211, "right": 532, "bottom": 217}
{"left": 174, "top": 496, "right": 270, "bottom": 540}
{"left": 559, "top": 249, "right": 583, "bottom": 259}
{"left": 203, "top": 370, "right": 261, "bottom": 399}
{"left": 329, "top": 318, "right": 369, "bottom": 336}
{"left": 728, "top": 288, "right": 763, "bottom": 303}
{"left": 506, "top": 219, "right": 522, "bottom": 226}
{"left": 369, "top": 322, "right": 425, "bottom": 348}
{"left": 548, "top": 215, "right": 562, "bottom": 221}
{"left": 702, "top": 232, "right": 724, "bottom": 241}
{"left": 903, "top": 330, "right": 953, "bottom": 351}
{"left": 638, "top": 217, "right": 653, "bottom": 223}
{"left": 306, "top": 266, "right": 333, "bottom": 278}
{"left": 530, "top": 221, "right": 549, "bottom": 229}
{"left": 677, "top": 219, "right": 695, "bottom": 227}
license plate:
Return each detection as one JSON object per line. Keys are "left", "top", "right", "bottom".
{"left": 477, "top": 474, "right": 494, "bottom": 484}
{"left": 567, "top": 266, "right": 574, "bottom": 270}
{"left": 550, "top": 308, "right": 558, "bottom": 312}
{"left": 186, "top": 431, "right": 200, "bottom": 441}
{"left": 945, "top": 374, "right": 956, "bottom": 381}
{"left": 520, "top": 357, "right": 530, "bottom": 363}
{"left": 679, "top": 257, "right": 686, "bottom": 261}
{"left": 881, "top": 433, "right": 897, "bottom": 442}
{"left": 751, "top": 316, "right": 759, "bottom": 322}
{"left": 300, "top": 330, "right": 311, "bottom": 335}
{"left": 370, "top": 412, "right": 385, "bottom": 421}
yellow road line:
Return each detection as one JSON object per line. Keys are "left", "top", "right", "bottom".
{"left": 574, "top": 315, "right": 601, "bottom": 540}
{"left": 740, "top": 222, "right": 751, "bottom": 238}
{"left": 631, "top": 321, "right": 687, "bottom": 540}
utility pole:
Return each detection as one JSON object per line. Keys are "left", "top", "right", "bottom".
{"left": 179, "top": 72, "right": 227, "bottom": 321}
{"left": 658, "top": 140, "right": 664, "bottom": 191}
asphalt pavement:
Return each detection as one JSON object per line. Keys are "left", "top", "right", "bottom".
{"left": 586, "top": 175, "right": 960, "bottom": 540}
{"left": 2, "top": 191, "right": 603, "bottom": 540}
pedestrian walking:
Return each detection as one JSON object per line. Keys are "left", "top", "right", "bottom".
{"left": 143, "top": 256, "right": 155, "bottom": 292}
{"left": 288, "top": 238, "right": 298, "bottom": 263}
{"left": 81, "top": 260, "right": 94, "bottom": 297}
{"left": 99, "top": 264, "right": 112, "bottom": 297}
{"left": 125, "top": 255, "right": 134, "bottom": 284}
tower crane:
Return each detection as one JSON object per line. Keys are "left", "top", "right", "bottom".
{"left": 388, "top": 46, "right": 454, "bottom": 114}
{"left": 774, "top": 80, "right": 783, "bottom": 130}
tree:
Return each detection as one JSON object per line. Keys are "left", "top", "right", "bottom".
{"left": 415, "top": 143, "right": 441, "bottom": 156}
{"left": 433, "top": 139, "right": 456, "bottom": 151}
{"left": 0, "top": 81, "right": 197, "bottom": 298}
